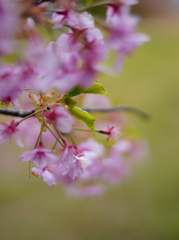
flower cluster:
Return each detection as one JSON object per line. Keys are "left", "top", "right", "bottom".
{"left": 0, "top": 0, "right": 149, "bottom": 197}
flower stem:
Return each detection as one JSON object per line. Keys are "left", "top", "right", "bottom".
{"left": 34, "top": 117, "right": 44, "bottom": 149}
{"left": 44, "top": 122, "right": 65, "bottom": 148}
{"left": 29, "top": 161, "right": 31, "bottom": 178}
{"left": 73, "top": 127, "right": 100, "bottom": 133}
{"left": 16, "top": 109, "right": 43, "bottom": 126}
{"left": 52, "top": 121, "right": 66, "bottom": 143}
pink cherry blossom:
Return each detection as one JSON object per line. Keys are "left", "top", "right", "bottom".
{"left": 64, "top": 27, "right": 107, "bottom": 64}
{"left": 0, "top": 120, "right": 23, "bottom": 147}
{"left": 32, "top": 166, "right": 57, "bottom": 186}
{"left": 55, "top": 165, "right": 73, "bottom": 184}
{"left": 0, "top": 64, "right": 34, "bottom": 109}
{"left": 59, "top": 144, "right": 89, "bottom": 179}
{"left": 106, "top": 1, "right": 150, "bottom": 71}
{"left": 36, "top": 36, "right": 98, "bottom": 92}
{"left": 63, "top": 154, "right": 89, "bottom": 180}
{"left": 100, "top": 158, "right": 128, "bottom": 184}
{"left": 59, "top": 144, "right": 76, "bottom": 169}
{"left": 78, "top": 138, "right": 104, "bottom": 161}
{"left": 52, "top": 10, "right": 78, "bottom": 29}
{"left": 44, "top": 106, "right": 74, "bottom": 133}
{"left": 0, "top": 0, "right": 18, "bottom": 55}
{"left": 20, "top": 147, "right": 58, "bottom": 168}
{"left": 51, "top": 0, "right": 78, "bottom": 29}
{"left": 78, "top": 139, "right": 105, "bottom": 180}
{"left": 109, "top": 138, "right": 147, "bottom": 165}
{"left": 100, "top": 125, "right": 120, "bottom": 141}
{"left": 0, "top": 65, "right": 21, "bottom": 109}
{"left": 106, "top": 0, "right": 138, "bottom": 24}
{"left": 75, "top": 12, "right": 95, "bottom": 29}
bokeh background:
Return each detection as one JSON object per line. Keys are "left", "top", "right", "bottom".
{"left": 1, "top": 0, "right": 179, "bottom": 239}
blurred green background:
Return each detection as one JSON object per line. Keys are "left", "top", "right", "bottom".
{"left": 1, "top": 2, "right": 179, "bottom": 240}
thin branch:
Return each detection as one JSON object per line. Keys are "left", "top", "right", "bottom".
{"left": 0, "top": 108, "right": 35, "bottom": 118}
{"left": 44, "top": 122, "right": 65, "bottom": 148}
{"left": 0, "top": 105, "right": 150, "bottom": 120}
{"left": 46, "top": 1, "right": 110, "bottom": 13}
{"left": 83, "top": 106, "right": 150, "bottom": 120}
{"left": 77, "top": 1, "right": 110, "bottom": 11}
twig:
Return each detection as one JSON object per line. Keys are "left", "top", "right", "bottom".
{"left": 77, "top": 1, "right": 110, "bottom": 11}
{"left": 0, "top": 108, "right": 35, "bottom": 118}
{"left": 83, "top": 106, "right": 150, "bottom": 119}
{"left": 0, "top": 105, "right": 150, "bottom": 120}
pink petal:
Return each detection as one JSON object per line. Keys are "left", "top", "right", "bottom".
{"left": 42, "top": 170, "right": 57, "bottom": 186}
{"left": 15, "top": 132, "right": 24, "bottom": 148}
{"left": 20, "top": 150, "right": 35, "bottom": 162}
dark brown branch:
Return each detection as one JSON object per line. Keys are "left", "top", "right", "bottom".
{"left": 83, "top": 106, "right": 150, "bottom": 120}
{"left": 0, "top": 108, "right": 35, "bottom": 118}
{"left": 0, "top": 105, "right": 150, "bottom": 120}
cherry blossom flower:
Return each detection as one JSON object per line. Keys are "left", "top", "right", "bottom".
{"left": 59, "top": 144, "right": 89, "bottom": 179}
{"left": 0, "top": 65, "right": 21, "bottom": 109}
{"left": 0, "top": 120, "right": 23, "bottom": 147}
{"left": 52, "top": 10, "right": 94, "bottom": 30}
{"left": 100, "top": 158, "right": 128, "bottom": 184}
{"left": 52, "top": 9, "right": 78, "bottom": 29}
{"left": 55, "top": 165, "right": 73, "bottom": 184}
{"left": 63, "top": 154, "right": 88, "bottom": 180}
{"left": 78, "top": 139, "right": 105, "bottom": 180}
{"left": 20, "top": 147, "right": 58, "bottom": 169}
{"left": 0, "top": 0, "right": 18, "bottom": 55}
{"left": 110, "top": 140, "right": 140, "bottom": 161}
{"left": 32, "top": 166, "right": 57, "bottom": 186}
{"left": 106, "top": 0, "right": 150, "bottom": 71}
{"left": 78, "top": 138, "right": 104, "bottom": 168}
{"left": 106, "top": 0, "right": 138, "bottom": 24}
{"left": 59, "top": 144, "right": 76, "bottom": 169}
{"left": 100, "top": 125, "right": 120, "bottom": 141}
{"left": 44, "top": 106, "right": 74, "bottom": 133}
{"left": 63, "top": 26, "right": 107, "bottom": 64}
{"left": 0, "top": 64, "right": 33, "bottom": 109}
{"left": 35, "top": 36, "right": 98, "bottom": 92}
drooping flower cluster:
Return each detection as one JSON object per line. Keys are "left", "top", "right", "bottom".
{"left": 0, "top": 0, "right": 149, "bottom": 197}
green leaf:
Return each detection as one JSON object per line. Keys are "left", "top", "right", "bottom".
{"left": 56, "top": 95, "right": 77, "bottom": 108}
{"left": 68, "top": 82, "right": 106, "bottom": 97}
{"left": 64, "top": 96, "right": 77, "bottom": 108}
{"left": 68, "top": 87, "right": 83, "bottom": 97}
{"left": 83, "top": 82, "right": 106, "bottom": 95}
{"left": 68, "top": 106, "right": 97, "bottom": 137}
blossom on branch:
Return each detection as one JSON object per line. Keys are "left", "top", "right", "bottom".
{"left": 0, "top": 0, "right": 149, "bottom": 196}
{"left": 20, "top": 147, "right": 58, "bottom": 169}
{"left": 106, "top": 0, "right": 150, "bottom": 71}
{"left": 44, "top": 106, "right": 74, "bottom": 133}
{"left": 32, "top": 166, "right": 57, "bottom": 186}
{"left": 0, "top": 120, "right": 23, "bottom": 147}
{"left": 59, "top": 143, "right": 89, "bottom": 179}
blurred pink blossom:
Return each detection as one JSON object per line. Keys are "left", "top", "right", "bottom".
{"left": 0, "top": 120, "right": 23, "bottom": 147}
{"left": 32, "top": 166, "right": 57, "bottom": 186}
{"left": 20, "top": 147, "right": 58, "bottom": 169}
{"left": 44, "top": 106, "right": 74, "bottom": 133}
